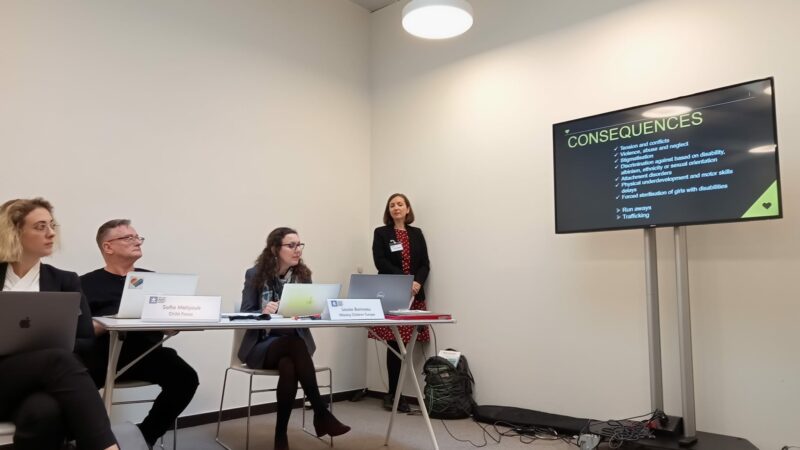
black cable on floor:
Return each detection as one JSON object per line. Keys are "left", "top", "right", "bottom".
{"left": 440, "top": 418, "right": 579, "bottom": 448}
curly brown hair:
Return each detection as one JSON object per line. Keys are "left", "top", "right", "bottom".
{"left": 249, "top": 227, "right": 311, "bottom": 291}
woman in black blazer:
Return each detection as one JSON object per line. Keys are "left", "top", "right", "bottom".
{"left": 0, "top": 198, "right": 119, "bottom": 450}
{"left": 370, "top": 193, "right": 431, "bottom": 412}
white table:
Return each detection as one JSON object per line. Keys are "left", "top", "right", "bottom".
{"left": 94, "top": 316, "right": 455, "bottom": 450}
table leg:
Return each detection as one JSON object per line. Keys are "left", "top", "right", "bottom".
{"left": 102, "top": 330, "right": 123, "bottom": 413}
{"left": 383, "top": 326, "right": 405, "bottom": 444}
{"left": 384, "top": 326, "right": 439, "bottom": 450}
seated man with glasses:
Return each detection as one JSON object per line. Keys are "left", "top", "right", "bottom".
{"left": 78, "top": 219, "right": 199, "bottom": 449}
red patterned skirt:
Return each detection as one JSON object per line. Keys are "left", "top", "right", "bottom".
{"left": 368, "top": 298, "right": 430, "bottom": 343}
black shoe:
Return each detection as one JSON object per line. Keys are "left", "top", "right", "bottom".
{"left": 398, "top": 396, "right": 411, "bottom": 413}
{"left": 383, "top": 393, "right": 410, "bottom": 413}
{"left": 313, "top": 410, "right": 351, "bottom": 437}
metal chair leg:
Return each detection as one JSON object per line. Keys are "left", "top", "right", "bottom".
{"left": 215, "top": 368, "right": 234, "bottom": 450}
{"left": 246, "top": 373, "right": 253, "bottom": 450}
{"left": 157, "top": 418, "right": 177, "bottom": 450}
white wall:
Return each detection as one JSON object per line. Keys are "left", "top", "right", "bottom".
{"left": 3, "top": 1, "right": 799, "bottom": 448}
{"left": 0, "top": 0, "right": 372, "bottom": 427}
{"left": 369, "top": 1, "right": 800, "bottom": 449}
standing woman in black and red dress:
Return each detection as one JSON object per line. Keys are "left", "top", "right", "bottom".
{"left": 370, "top": 193, "right": 430, "bottom": 412}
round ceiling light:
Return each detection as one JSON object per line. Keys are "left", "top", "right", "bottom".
{"left": 402, "top": 0, "right": 474, "bottom": 39}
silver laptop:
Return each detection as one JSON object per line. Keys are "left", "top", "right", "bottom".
{"left": 277, "top": 283, "right": 341, "bottom": 317}
{"left": 347, "top": 274, "right": 414, "bottom": 313}
{"left": 0, "top": 292, "right": 80, "bottom": 356}
{"left": 114, "top": 272, "right": 199, "bottom": 319}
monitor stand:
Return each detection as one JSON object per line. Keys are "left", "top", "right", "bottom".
{"left": 640, "top": 227, "right": 757, "bottom": 450}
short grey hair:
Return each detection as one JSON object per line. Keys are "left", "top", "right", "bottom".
{"left": 95, "top": 219, "right": 132, "bottom": 249}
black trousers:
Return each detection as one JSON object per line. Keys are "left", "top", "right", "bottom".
{"left": 87, "top": 334, "right": 199, "bottom": 446}
{"left": 0, "top": 348, "right": 117, "bottom": 450}
{"left": 386, "top": 340, "right": 402, "bottom": 395}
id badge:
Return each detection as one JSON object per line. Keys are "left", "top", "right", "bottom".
{"left": 389, "top": 240, "right": 403, "bottom": 252}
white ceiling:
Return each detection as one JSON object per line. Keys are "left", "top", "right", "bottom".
{"left": 349, "top": 0, "right": 397, "bottom": 13}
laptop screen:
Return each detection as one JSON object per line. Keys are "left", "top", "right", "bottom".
{"left": 0, "top": 292, "right": 80, "bottom": 356}
{"left": 277, "top": 283, "right": 341, "bottom": 317}
{"left": 115, "top": 272, "right": 198, "bottom": 319}
{"left": 347, "top": 274, "right": 414, "bottom": 313}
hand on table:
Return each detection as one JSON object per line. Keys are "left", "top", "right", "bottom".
{"left": 92, "top": 319, "right": 107, "bottom": 336}
{"left": 262, "top": 301, "right": 279, "bottom": 314}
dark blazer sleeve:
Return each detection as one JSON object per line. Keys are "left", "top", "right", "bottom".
{"left": 40, "top": 264, "right": 95, "bottom": 355}
{"left": 412, "top": 227, "right": 430, "bottom": 285}
{"left": 66, "top": 274, "right": 96, "bottom": 355}
{"left": 240, "top": 267, "right": 261, "bottom": 313}
{"left": 238, "top": 267, "right": 262, "bottom": 362}
{"left": 372, "top": 226, "right": 403, "bottom": 274}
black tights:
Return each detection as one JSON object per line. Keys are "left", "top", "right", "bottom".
{"left": 386, "top": 340, "right": 402, "bottom": 395}
{"left": 262, "top": 336, "right": 326, "bottom": 438}
{"left": 0, "top": 349, "right": 117, "bottom": 450}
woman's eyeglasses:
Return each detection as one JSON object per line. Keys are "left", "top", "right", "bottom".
{"left": 31, "top": 222, "right": 58, "bottom": 233}
{"left": 281, "top": 242, "right": 306, "bottom": 250}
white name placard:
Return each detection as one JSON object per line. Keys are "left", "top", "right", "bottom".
{"left": 141, "top": 295, "right": 222, "bottom": 322}
{"left": 323, "top": 298, "right": 384, "bottom": 321}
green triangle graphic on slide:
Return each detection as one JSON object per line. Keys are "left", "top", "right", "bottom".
{"left": 742, "top": 180, "right": 780, "bottom": 218}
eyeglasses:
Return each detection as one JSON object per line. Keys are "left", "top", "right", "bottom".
{"left": 281, "top": 242, "right": 305, "bottom": 250}
{"left": 106, "top": 235, "right": 145, "bottom": 244}
{"left": 31, "top": 221, "right": 58, "bottom": 233}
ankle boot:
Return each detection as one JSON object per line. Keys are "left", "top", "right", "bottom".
{"left": 313, "top": 410, "right": 351, "bottom": 437}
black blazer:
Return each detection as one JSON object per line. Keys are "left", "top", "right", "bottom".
{"left": 237, "top": 267, "right": 316, "bottom": 363}
{"left": 0, "top": 262, "right": 95, "bottom": 354}
{"left": 372, "top": 225, "right": 430, "bottom": 301}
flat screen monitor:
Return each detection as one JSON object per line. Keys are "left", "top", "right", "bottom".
{"left": 553, "top": 78, "right": 781, "bottom": 234}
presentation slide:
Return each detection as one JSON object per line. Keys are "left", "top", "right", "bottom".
{"left": 553, "top": 78, "right": 781, "bottom": 234}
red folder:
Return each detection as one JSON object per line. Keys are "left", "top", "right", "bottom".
{"left": 384, "top": 313, "right": 452, "bottom": 320}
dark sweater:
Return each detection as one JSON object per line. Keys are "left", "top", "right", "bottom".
{"left": 80, "top": 268, "right": 163, "bottom": 350}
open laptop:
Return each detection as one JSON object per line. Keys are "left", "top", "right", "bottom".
{"left": 277, "top": 283, "right": 341, "bottom": 317}
{"left": 347, "top": 274, "right": 414, "bottom": 314}
{"left": 114, "top": 272, "right": 199, "bottom": 319}
{"left": 0, "top": 292, "right": 81, "bottom": 356}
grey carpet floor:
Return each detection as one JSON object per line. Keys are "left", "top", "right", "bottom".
{"left": 170, "top": 397, "right": 575, "bottom": 450}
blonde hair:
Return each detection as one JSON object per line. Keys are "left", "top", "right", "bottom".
{"left": 0, "top": 198, "right": 55, "bottom": 262}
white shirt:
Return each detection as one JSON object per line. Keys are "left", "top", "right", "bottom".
{"left": 3, "top": 262, "right": 41, "bottom": 292}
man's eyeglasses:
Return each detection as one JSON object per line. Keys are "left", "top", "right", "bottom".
{"left": 281, "top": 242, "right": 305, "bottom": 250}
{"left": 106, "top": 235, "right": 145, "bottom": 244}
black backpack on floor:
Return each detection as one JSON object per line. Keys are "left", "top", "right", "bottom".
{"left": 423, "top": 350, "right": 475, "bottom": 419}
